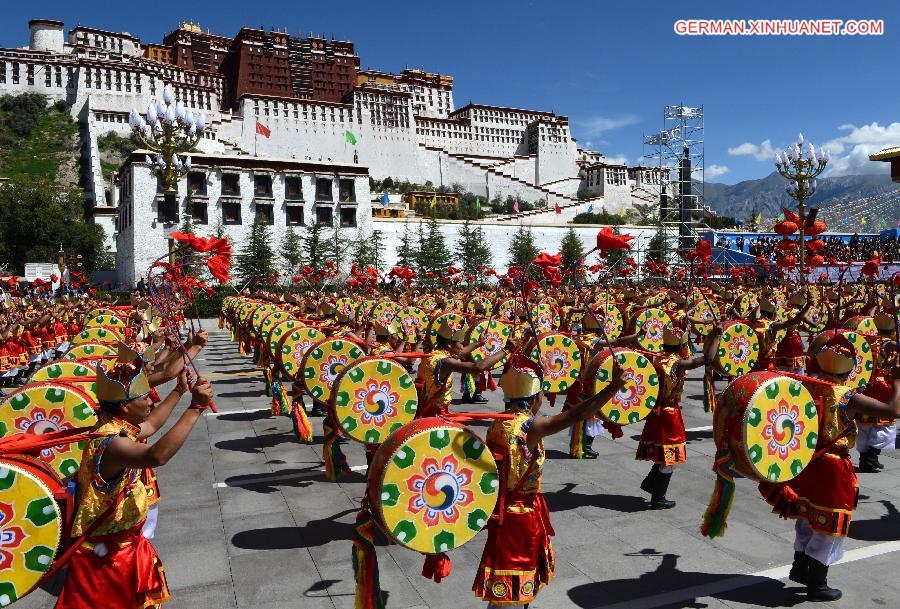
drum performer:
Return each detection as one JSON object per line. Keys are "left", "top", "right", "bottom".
{"left": 473, "top": 356, "right": 628, "bottom": 607}
{"left": 758, "top": 334, "right": 900, "bottom": 601}
{"left": 55, "top": 346, "right": 214, "bottom": 609}
{"left": 856, "top": 312, "right": 898, "bottom": 473}
{"left": 635, "top": 325, "right": 721, "bottom": 509}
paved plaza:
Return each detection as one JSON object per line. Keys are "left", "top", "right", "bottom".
{"left": 20, "top": 322, "right": 900, "bottom": 609}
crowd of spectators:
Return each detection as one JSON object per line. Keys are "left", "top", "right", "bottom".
{"left": 715, "top": 233, "right": 900, "bottom": 262}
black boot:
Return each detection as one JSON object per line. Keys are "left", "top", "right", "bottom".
{"left": 872, "top": 447, "right": 885, "bottom": 470}
{"left": 460, "top": 392, "right": 473, "bottom": 404}
{"left": 583, "top": 436, "right": 598, "bottom": 459}
{"left": 788, "top": 551, "right": 808, "bottom": 585}
{"left": 858, "top": 450, "right": 880, "bottom": 474}
{"left": 806, "top": 557, "right": 842, "bottom": 601}
{"left": 640, "top": 464, "right": 658, "bottom": 495}
{"left": 470, "top": 393, "right": 489, "bottom": 404}
{"left": 649, "top": 471, "right": 676, "bottom": 509}
{"left": 310, "top": 402, "right": 328, "bottom": 417}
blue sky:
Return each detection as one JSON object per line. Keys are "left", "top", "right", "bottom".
{"left": 3, "top": 0, "right": 899, "bottom": 184}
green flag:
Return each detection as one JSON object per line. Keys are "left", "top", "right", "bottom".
{"left": 345, "top": 130, "right": 358, "bottom": 145}
{"left": 475, "top": 197, "right": 481, "bottom": 215}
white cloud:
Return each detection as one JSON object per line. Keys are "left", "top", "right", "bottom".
{"left": 573, "top": 115, "right": 640, "bottom": 138}
{"left": 705, "top": 164, "right": 730, "bottom": 180}
{"left": 820, "top": 122, "right": 900, "bottom": 176}
{"left": 604, "top": 154, "right": 628, "bottom": 166}
{"left": 727, "top": 139, "right": 775, "bottom": 161}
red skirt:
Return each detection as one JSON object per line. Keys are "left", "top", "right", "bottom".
{"left": 636, "top": 406, "right": 687, "bottom": 465}
{"left": 774, "top": 332, "right": 806, "bottom": 371}
{"left": 473, "top": 493, "right": 555, "bottom": 606}
{"left": 55, "top": 524, "right": 170, "bottom": 609}
{"left": 758, "top": 452, "right": 858, "bottom": 537}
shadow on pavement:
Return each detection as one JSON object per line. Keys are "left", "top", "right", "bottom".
{"left": 221, "top": 467, "right": 364, "bottom": 493}
{"left": 686, "top": 429, "right": 714, "bottom": 443}
{"left": 232, "top": 508, "right": 358, "bottom": 549}
{"left": 218, "top": 389, "right": 268, "bottom": 398}
{"left": 215, "top": 431, "right": 304, "bottom": 453}
{"left": 567, "top": 549, "right": 803, "bottom": 608}
{"left": 850, "top": 499, "right": 900, "bottom": 542}
{"left": 216, "top": 410, "right": 273, "bottom": 422}
{"left": 544, "top": 482, "right": 647, "bottom": 514}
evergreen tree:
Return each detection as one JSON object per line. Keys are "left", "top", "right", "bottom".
{"left": 397, "top": 223, "right": 418, "bottom": 268}
{"left": 646, "top": 229, "right": 666, "bottom": 262}
{"left": 508, "top": 224, "right": 539, "bottom": 268}
{"left": 173, "top": 194, "right": 200, "bottom": 277}
{"left": 304, "top": 222, "right": 329, "bottom": 270}
{"left": 235, "top": 217, "right": 276, "bottom": 290}
{"left": 455, "top": 220, "right": 492, "bottom": 278}
{"left": 350, "top": 229, "right": 373, "bottom": 268}
{"left": 417, "top": 218, "right": 453, "bottom": 288}
{"left": 605, "top": 226, "right": 629, "bottom": 271}
{"left": 280, "top": 225, "right": 304, "bottom": 275}
{"left": 327, "top": 223, "right": 350, "bottom": 271}
{"left": 414, "top": 222, "right": 428, "bottom": 277}
{"left": 559, "top": 228, "right": 584, "bottom": 271}
{"left": 369, "top": 230, "right": 385, "bottom": 271}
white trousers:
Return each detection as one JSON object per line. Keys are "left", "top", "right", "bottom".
{"left": 142, "top": 504, "right": 159, "bottom": 539}
{"left": 856, "top": 424, "right": 897, "bottom": 452}
{"left": 794, "top": 519, "right": 845, "bottom": 565}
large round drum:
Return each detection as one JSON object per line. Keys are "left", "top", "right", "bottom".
{"left": 0, "top": 457, "right": 66, "bottom": 603}
{"left": 267, "top": 319, "right": 304, "bottom": 365}
{"left": 31, "top": 361, "right": 97, "bottom": 400}
{"left": 277, "top": 327, "right": 326, "bottom": 381}
{"left": 71, "top": 327, "right": 122, "bottom": 346}
{"left": 398, "top": 306, "right": 429, "bottom": 343}
{"left": 634, "top": 308, "right": 673, "bottom": 353}
{"left": 301, "top": 338, "right": 366, "bottom": 402}
{"left": 715, "top": 322, "right": 759, "bottom": 377}
{"left": 587, "top": 348, "right": 660, "bottom": 425}
{"left": 529, "top": 333, "right": 582, "bottom": 394}
{"left": 331, "top": 357, "right": 418, "bottom": 444}
{"left": 0, "top": 383, "right": 97, "bottom": 479}
{"left": 367, "top": 417, "right": 499, "bottom": 554}
{"left": 689, "top": 299, "right": 720, "bottom": 337}
{"left": 592, "top": 302, "right": 624, "bottom": 341}
{"left": 82, "top": 313, "right": 127, "bottom": 331}
{"left": 496, "top": 299, "right": 520, "bottom": 323}
{"left": 533, "top": 303, "right": 560, "bottom": 333}
{"left": 427, "top": 312, "right": 467, "bottom": 346}
{"left": 466, "top": 296, "right": 493, "bottom": 316}
{"left": 735, "top": 293, "right": 759, "bottom": 318}
{"left": 802, "top": 304, "right": 830, "bottom": 333}
{"left": 64, "top": 342, "right": 117, "bottom": 362}
{"left": 715, "top": 372, "right": 818, "bottom": 483}
{"left": 468, "top": 319, "right": 511, "bottom": 370}
{"left": 371, "top": 301, "right": 402, "bottom": 327}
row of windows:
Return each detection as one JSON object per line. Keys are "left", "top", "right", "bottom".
{"left": 253, "top": 101, "right": 353, "bottom": 123}
{"left": 179, "top": 173, "right": 356, "bottom": 202}
{"left": 154, "top": 201, "right": 357, "bottom": 228}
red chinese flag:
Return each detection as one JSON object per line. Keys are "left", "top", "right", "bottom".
{"left": 256, "top": 121, "right": 271, "bottom": 138}
{"left": 555, "top": 202, "right": 562, "bottom": 214}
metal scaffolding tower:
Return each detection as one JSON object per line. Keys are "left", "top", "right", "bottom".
{"left": 643, "top": 105, "right": 706, "bottom": 260}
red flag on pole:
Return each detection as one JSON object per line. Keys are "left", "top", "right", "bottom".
{"left": 555, "top": 202, "right": 562, "bottom": 214}
{"left": 255, "top": 121, "right": 271, "bottom": 138}
{"left": 513, "top": 199, "right": 520, "bottom": 213}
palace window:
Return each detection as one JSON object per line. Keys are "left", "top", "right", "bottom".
{"left": 27, "top": 64, "right": 34, "bottom": 86}
{"left": 0, "top": 62, "right": 5, "bottom": 84}
{"left": 191, "top": 201, "right": 208, "bottom": 225}
{"left": 286, "top": 206, "right": 304, "bottom": 226}
{"left": 339, "top": 206, "right": 356, "bottom": 228}
{"left": 222, "top": 201, "right": 242, "bottom": 225}
{"left": 221, "top": 174, "right": 240, "bottom": 196}
{"left": 188, "top": 172, "right": 207, "bottom": 197}
{"left": 315, "top": 205, "right": 333, "bottom": 225}
{"left": 255, "top": 203, "right": 274, "bottom": 225}
{"left": 316, "top": 178, "right": 333, "bottom": 201}
{"left": 338, "top": 179, "right": 355, "bottom": 202}
{"left": 285, "top": 177, "right": 303, "bottom": 201}
{"left": 254, "top": 175, "right": 273, "bottom": 198}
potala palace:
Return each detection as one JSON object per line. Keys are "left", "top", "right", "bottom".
{"left": 0, "top": 19, "right": 667, "bottom": 284}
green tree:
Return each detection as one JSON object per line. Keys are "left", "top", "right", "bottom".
{"left": 326, "top": 223, "right": 350, "bottom": 271}
{"left": 455, "top": 221, "right": 492, "bottom": 278}
{"left": 235, "top": 217, "right": 276, "bottom": 290}
{"left": 397, "top": 223, "right": 418, "bottom": 268}
{"left": 0, "top": 176, "right": 106, "bottom": 273}
{"left": 646, "top": 229, "right": 666, "bottom": 263}
{"left": 304, "top": 222, "right": 329, "bottom": 270}
{"left": 369, "top": 230, "right": 385, "bottom": 271}
{"left": 417, "top": 218, "right": 453, "bottom": 288}
{"left": 280, "top": 225, "right": 304, "bottom": 275}
{"left": 350, "top": 229, "right": 374, "bottom": 268}
{"left": 605, "top": 226, "right": 630, "bottom": 271}
{"left": 559, "top": 228, "right": 585, "bottom": 271}
{"left": 508, "top": 224, "right": 539, "bottom": 268}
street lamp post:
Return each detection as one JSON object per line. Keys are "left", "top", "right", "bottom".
{"left": 774, "top": 133, "right": 829, "bottom": 270}
{"left": 128, "top": 84, "right": 206, "bottom": 224}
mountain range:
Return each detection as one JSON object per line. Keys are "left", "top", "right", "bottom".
{"left": 701, "top": 172, "right": 900, "bottom": 221}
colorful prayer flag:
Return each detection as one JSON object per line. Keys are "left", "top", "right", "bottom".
{"left": 755, "top": 213, "right": 762, "bottom": 225}
{"left": 345, "top": 130, "right": 358, "bottom": 145}
{"left": 513, "top": 200, "right": 520, "bottom": 213}
{"left": 380, "top": 192, "right": 389, "bottom": 206}
{"left": 555, "top": 202, "right": 562, "bottom": 214}
{"left": 430, "top": 195, "right": 437, "bottom": 209}
{"left": 619, "top": 207, "right": 626, "bottom": 217}
{"left": 587, "top": 203, "right": 594, "bottom": 214}
{"left": 475, "top": 198, "right": 481, "bottom": 214}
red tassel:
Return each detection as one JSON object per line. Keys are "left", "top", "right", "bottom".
{"left": 421, "top": 552, "right": 452, "bottom": 583}
{"left": 547, "top": 393, "right": 557, "bottom": 407}
{"left": 603, "top": 421, "right": 624, "bottom": 439}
